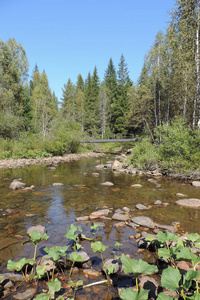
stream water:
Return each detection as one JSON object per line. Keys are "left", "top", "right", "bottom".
{"left": 0, "top": 155, "right": 200, "bottom": 298}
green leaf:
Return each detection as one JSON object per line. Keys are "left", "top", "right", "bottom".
{"left": 28, "top": 231, "right": 49, "bottom": 244}
{"left": 157, "top": 232, "right": 178, "bottom": 245}
{"left": 176, "top": 247, "right": 197, "bottom": 265}
{"left": 36, "top": 265, "right": 46, "bottom": 279}
{"left": 161, "top": 266, "right": 181, "bottom": 292}
{"left": 46, "top": 278, "right": 61, "bottom": 296}
{"left": 186, "top": 233, "right": 200, "bottom": 243}
{"left": 121, "top": 254, "right": 158, "bottom": 276}
{"left": 68, "top": 280, "right": 74, "bottom": 288}
{"left": 34, "top": 294, "right": 50, "bottom": 300}
{"left": 7, "top": 258, "right": 28, "bottom": 271}
{"left": 157, "top": 292, "right": 176, "bottom": 300}
{"left": 183, "top": 270, "right": 200, "bottom": 291}
{"left": 144, "top": 235, "right": 155, "bottom": 242}
{"left": 69, "top": 252, "right": 83, "bottom": 263}
{"left": 188, "top": 293, "right": 200, "bottom": 300}
{"left": 65, "top": 224, "right": 82, "bottom": 241}
{"left": 44, "top": 246, "right": 69, "bottom": 262}
{"left": 158, "top": 248, "right": 171, "bottom": 259}
{"left": 76, "top": 280, "right": 83, "bottom": 287}
{"left": 76, "top": 243, "right": 82, "bottom": 250}
{"left": 115, "top": 242, "right": 123, "bottom": 247}
{"left": 120, "top": 287, "right": 149, "bottom": 300}
{"left": 107, "top": 265, "right": 115, "bottom": 274}
{"left": 90, "top": 224, "right": 99, "bottom": 231}
{"left": 91, "top": 241, "right": 108, "bottom": 253}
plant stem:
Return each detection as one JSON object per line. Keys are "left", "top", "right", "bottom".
{"left": 136, "top": 277, "right": 139, "bottom": 292}
{"left": 100, "top": 253, "right": 111, "bottom": 284}
{"left": 69, "top": 261, "right": 74, "bottom": 279}
{"left": 197, "top": 281, "right": 199, "bottom": 293}
{"left": 83, "top": 280, "right": 108, "bottom": 289}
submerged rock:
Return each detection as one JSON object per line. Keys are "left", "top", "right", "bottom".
{"left": 104, "top": 259, "right": 120, "bottom": 274}
{"left": 191, "top": 181, "right": 200, "bottom": 187}
{"left": 112, "top": 213, "right": 129, "bottom": 222}
{"left": 13, "top": 288, "right": 37, "bottom": 300}
{"left": 27, "top": 225, "right": 46, "bottom": 236}
{"left": 52, "top": 183, "right": 64, "bottom": 186}
{"left": 100, "top": 181, "right": 114, "bottom": 186}
{"left": 136, "top": 204, "right": 149, "bottom": 210}
{"left": 131, "top": 184, "right": 142, "bottom": 188}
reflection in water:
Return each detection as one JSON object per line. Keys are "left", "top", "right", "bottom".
{"left": 0, "top": 156, "right": 200, "bottom": 271}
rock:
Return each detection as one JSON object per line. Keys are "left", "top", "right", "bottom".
{"left": 177, "top": 260, "right": 191, "bottom": 271}
{"left": 52, "top": 183, "right": 64, "bottom": 186}
{"left": 176, "top": 198, "right": 200, "bottom": 208}
{"left": 9, "top": 181, "right": 26, "bottom": 190}
{"left": 5, "top": 209, "right": 15, "bottom": 214}
{"left": 112, "top": 213, "right": 129, "bottom": 222}
{"left": 27, "top": 225, "right": 46, "bottom": 236}
{"left": 115, "top": 208, "right": 124, "bottom": 214}
{"left": 95, "top": 164, "right": 105, "bottom": 170}
{"left": 139, "top": 276, "right": 159, "bottom": 298}
{"left": 131, "top": 216, "right": 155, "bottom": 229}
{"left": 131, "top": 184, "right": 142, "bottom": 188}
{"left": 92, "top": 173, "right": 100, "bottom": 177}
{"left": 176, "top": 193, "right": 187, "bottom": 197}
{"left": 162, "top": 202, "right": 169, "bottom": 207}
{"left": 46, "top": 167, "right": 56, "bottom": 170}
{"left": 37, "top": 255, "right": 54, "bottom": 272}
{"left": 0, "top": 273, "right": 24, "bottom": 282}
{"left": 114, "top": 222, "right": 126, "bottom": 228}
{"left": 154, "top": 200, "right": 162, "bottom": 205}
{"left": 4, "top": 280, "right": 14, "bottom": 289}
{"left": 136, "top": 204, "right": 149, "bottom": 210}
{"left": 155, "top": 224, "right": 175, "bottom": 233}
{"left": 151, "top": 170, "right": 162, "bottom": 177}
{"left": 13, "top": 288, "right": 37, "bottom": 300}
{"left": 122, "top": 207, "right": 131, "bottom": 213}
{"left": 70, "top": 251, "right": 90, "bottom": 263}
{"left": 100, "top": 181, "right": 114, "bottom": 186}
{"left": 191, "top": 181, "right": 200, "bottom": 187}
{"left": 82, "top": 269, "right": 102, "bottom": 278}
{"left": 138, "top": 238, "right": 151, "bottom": 249}
{"left": 90, "top": 209, "right": 110, "bottom": 220}
{"left": 75, "top": 216, "right": 89, "bottom": 221}
{"left": 111, "top": 160, "right": 123, "bottom": 171}
{"left": 104, "top": 259, "right": 120, "bottom": 273}
{"left": 92, "top": 222, "right": 105, "bottom": 228}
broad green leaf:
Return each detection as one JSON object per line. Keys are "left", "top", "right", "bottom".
{"left": 47, "top": 278, "right": 61, "bottom": 296}
{"left": 69, "top": 252, "right": 83, "bottom": 262}
{"left": 176, "top": 247, "right": 197, "bottom": 264}
{"left": 157, "top": 232, "right": 178, "bottom": 245}
{"left": 65, "top": 224, "right": 82, "bottom": 241}
{"left": 188, "top": 293, "right": 200, "bottom": 300}
{"left": 28, "top": 231, "right": 49, "bottom": 244}
{"left": 186, "top": 233, "right": 200, "bottom": 243}
{"left": 44, "top": 246, "right": 69, "bottom": 261}
{"left": 161, "top": 266, "right": 181, "bottom": 292}
{"left": 144, "top": 235, "right": 155, "bottom": 242}
{"left": 120, "top": 254, "right": 158, "bottom": 276}
{"left": 34, "top": 294, "right": 49, "bottom": 300}
{"left": 91, "top": 241, "right": 108, "bottom": 253}
{"left": 157, "top": 292, "right": 176, "bottom": 300}
{"left": 120, "top": 287, "right": 149, "bottom": 300}
{"left": 107, "top": 265, "right": 115, "bottom": 274}
{"left": 76, "top": 243, "right": 82, "bottom": 250}
{"left": 36, "top": 265, "right": 46, "bottom": 278}
{"left": 115, "top": 242, "right": 123, "bottom": 247}
{"left": 158, "top": 248, "right": 171, "bottom": 259}
{"left": 27, "top": 258, "right": 34, "bottom": 265}
{"left": 183, "top": 270, "right": 200, "bottom": 291}
{"left": 7, "top": 258, "right": 28, "bottom": 271}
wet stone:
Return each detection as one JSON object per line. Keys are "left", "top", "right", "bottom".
{"left": 82, "top": 269, "right": 102, "bottom": 278}
{"left": 154, "top": 200, "right": 162, "bottom": 205}
{"left": 131, "top": 184, "right": 142, "bottom": 188}
{"left": 191, "top": 181, "right": 200, "bottom": 187}
{"left": 122, "top": 206, "right": 130, "bottom": 212}
{"left": 176, "top": 198, "right": 200, "bottom": 208}
{"left": 75, "top": 216, "right": 89, "bottom": 222}
{"left": 131, "top": 216, "right": 155, "bottom": 229}
{"left": 13, "top": 287, "right": 37, "bottom": 300}
{"left": 9, "top": 181, "right": 26, "bottom": 190}
{"left": 104, "top": 259, "right": 120, "bottom": 274}
{"left": 100, "top": 181, "right": 114, "bottom": 186}
{"left": 176, "top": 193, "right": 187, "bottom": 197}
{"left": 27, "top": 225, "right": 46, "bottom": 236}
{"left": 112, "top": 213, "right": 129, "bottom": 222}
{"left": 92, "top": 173, "right": 100, "bottom": 177}
{"left": 52, "top": 183, "right": 64, "bottom": 186}
{"left": 114, "top": 222, "right": 126, "bottom": 228}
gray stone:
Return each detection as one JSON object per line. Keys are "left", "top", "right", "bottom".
{"left": 176, "top": 198, "right": 200, "bottom": 208}
{"left": 122, "top": 206, "right": 131, "bottom": 213}
{"left": 131, "top": 184, "right": 142, "bottom": 188}
{"left": 52, "top": 182, "right": 64, "bottom": 186}
{"left": 9, "top": 181, "right": 26, "bottom": 190}
{"left": 104, "top": 259, "right": 120, "bottom": 274}
{"left": 13, "top": 288, "right": 37, "bottom": 300}
{"left": 112, "top": 213, "right": 129, "bottom": 221}
{"left": 100, "top": 181, "right": 114, "bottom": 186}
{"left": 112, "top": 160, "right": 123, "bottom": 171}
{"left": 136, "top": 204, "right": 149, "bottom": 210}
{"left": 154, "top": 200, "right": 162, "bottom": 205}
{"left": 176, "top": 193, "right": 187, "bottom": 197}
{"left": 192, "top": 181, "right": 200, "bottom": 187}
{"left": 27, "top": 225, "right": 46, "bottom": 236}
{"left": 70, "top": 250, "right": 90, "bottom": 263}
{"left": 139, "top": 275, "right": 159, "bottom": 298}
{"left": 95, "top": 164, "right": 105, "bottom": 170}
{"left": 131, "top": 216, "right": 155, "bottom": 229}
{"left": 37, "top": 255, "right": 54, "bottom": 272}
{"left": 4, "top": 280, "right": 14, "bottom": 289}
{"left": 75, "top": 216, "right": 89, "bottom": 221}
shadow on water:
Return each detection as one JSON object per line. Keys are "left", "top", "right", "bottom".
{"left": 0, "top": 155, "right": 200, "bottom": 274}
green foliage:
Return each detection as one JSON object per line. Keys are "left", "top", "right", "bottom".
{"left": 120, "top": 287, "right": 149, "bottom": 300}
{"left": 128, "top": 137, "right": 159, "bottom": 169}
{"left": 91, "top": 241, "right": 108, "bottom": 253}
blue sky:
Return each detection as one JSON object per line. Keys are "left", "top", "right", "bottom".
{"left": 1, "top": 0, "right": 175, "bottom": 101}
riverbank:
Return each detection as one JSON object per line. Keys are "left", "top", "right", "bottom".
{"left": 0, "top": 152, "right": 104, "bottom": 170}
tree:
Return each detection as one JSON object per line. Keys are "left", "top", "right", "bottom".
{"left": 61, "top": 78, "right": 75, "bottom": 121}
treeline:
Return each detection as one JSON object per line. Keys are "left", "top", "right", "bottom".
{"left": 1, "top": 0, "right": 200, "bottom": 160}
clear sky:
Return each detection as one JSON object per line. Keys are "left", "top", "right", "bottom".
{"left": 1, "top": 0, "right": 175, "bottom": 101}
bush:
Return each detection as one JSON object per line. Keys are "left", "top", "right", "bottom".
{"left": 128, "top": 137, "right": 159, "bottom": 170}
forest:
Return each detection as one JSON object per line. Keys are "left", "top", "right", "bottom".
{"left": 0, "top": 0, "right": 200, "bottom": 172}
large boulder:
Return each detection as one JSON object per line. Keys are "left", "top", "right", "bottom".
{"left": 191, "top": 181, "right": 200, "bottom": 188}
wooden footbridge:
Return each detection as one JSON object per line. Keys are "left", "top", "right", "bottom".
{"left": 80, "top": 137, "right": 138, "bottom": 143}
